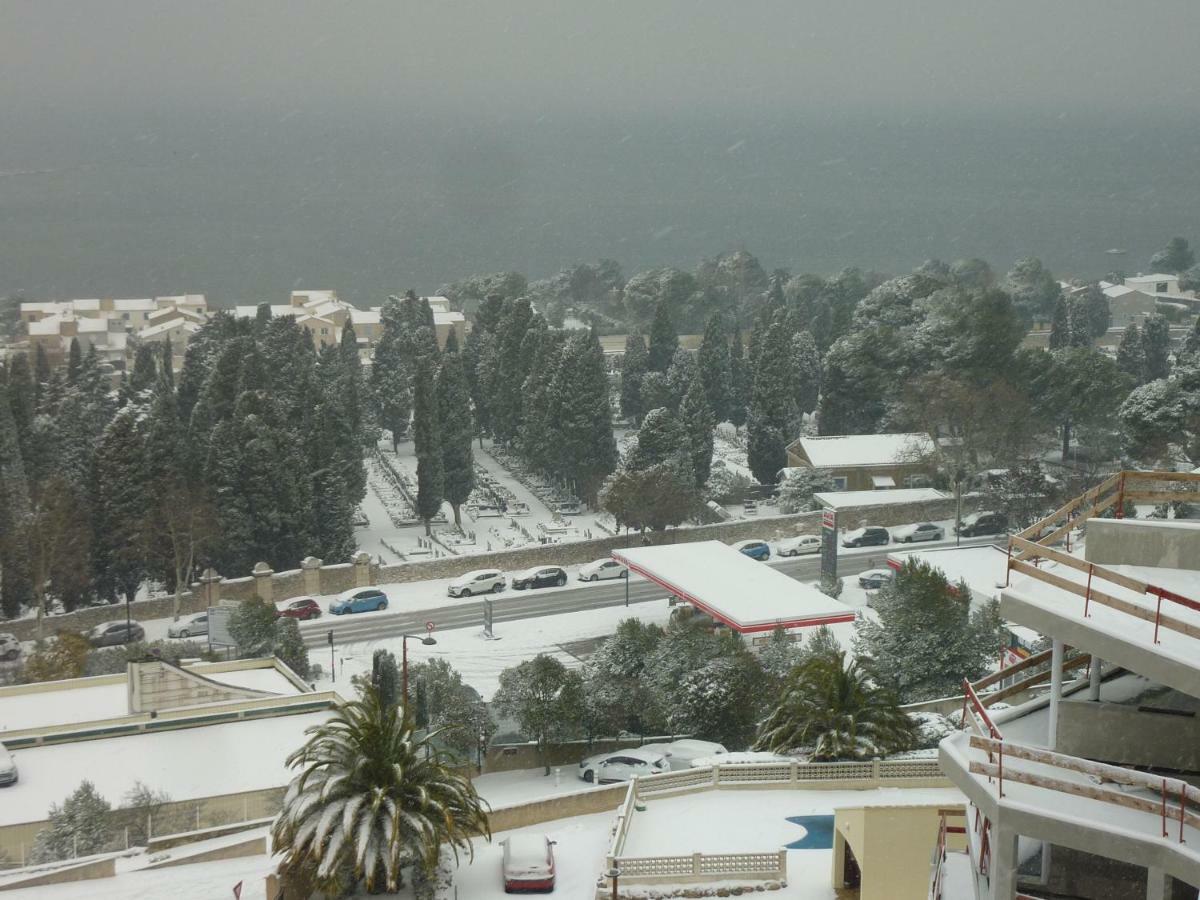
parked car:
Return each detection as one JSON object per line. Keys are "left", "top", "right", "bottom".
{"left": 276, "top": 597, "right": 323, "bottom": 620}
{"left": 0, "top": 633, "right": 20, "bottom": 662}
{"left": 638, "top": 739, "right": 729, "bottom": 772}
{"left": 892, "top": 522, "right": 945, "bottom": 543}
{"left": 167, "top": 613, "right": 209, "bottom": 639}
{"left": 858, "top": 568, "right": 895, "bottom": 590}
{"left": 577, "top": 748, "right": 669, "bottom": 784}
{"left": 956, "top": 510, "right": 1008, "bottom": 537}
{"left": 776, "top": 535, "right": 822, "bottom": 557}
{"left": 88, "top": 620, "right": 145, "bottom": 647}
{"left": 578, "top": 559, "right": 628, "bottom": 582}
{"left": 330, "top": 588, "right": 389, "bottom": 615}
{"left": 448, "top": 569, "right": 507, "bottom": 597}
{"left": 732, "top": 539, "right": 771, "bottom": 561}
{"left": 502, "top": 834, "right": 556, "bottom": 893}
{"left": 512, "top": 566, "right": 568, "bottom": 590}
{"left": 841, "top": 526, "right": 890, "bottom": 548}
{"left": 0, "top": 742, "right": 17, "bottom": 787}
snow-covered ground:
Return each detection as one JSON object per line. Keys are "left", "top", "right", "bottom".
{"left": 312, "top": 597, "right": 679, "bottom": 701}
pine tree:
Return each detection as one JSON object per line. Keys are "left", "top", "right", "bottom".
{"left": 1116, "top": 324, "right": 1147, "bottom": 383}
{"left": 492, "top": 298, "right": 534, "bottom": 443}
{"left": 547, "top": 331, "right": 617, "bottom": 504}
{"left": 1048, "top": 295, "right": 1071, "bottom": 350}
{"left": 647, "top": 299, "right": 678, "bottom": 373}
{"left": 1142, "top": 313, "right": 1172, "bottom": 381}
{"left": 746, "top": 319, "right": 793, "bottom": 484}
{"left": 791, "top": 330, "right": 821, "bottom": 417}
{"left": 619, "top": 334, "right": 649, "bottom": 424}
{"left": 31, "top": 781, "right": 113, "bottom": 863}
{"left": 67, "top": 338, "right": 83, "bottom": 384}
{"left": 412, "top": 356, "right": 444, "bottom": 534}
{"left": 697, "top": 314, "right": 732, "bottom": 423}
{"left": 129, "top": 343, "right": 159, "bottom": 394}
{"left": 371, "top": 296, "right": 413, "bottom": 450}
{"left": 679, "top": 376, "right": 715, "bottom": 487}
{"left": 664, "top": 347, "right": 696, "bottom": 412}
{"left": 627, "top": 406, "right": 691, "bottom": 475}
{"left": 728, "top": 327, "right": 749, "bottom": 429}
{"left": 437, "top": 331, "right": 475, "bottom": 529}
{"left": 91, "top": 405, "right": 150, "bottom": 602}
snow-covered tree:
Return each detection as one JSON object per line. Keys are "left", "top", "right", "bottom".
{"left": 229, "top": 598, "right": 278, "bottom": 657}
{"left": 790, "top": 330, "right": 821, "bottom": 419}
{"left": 1116, "top": 323, "right": 1146, "bottom": 384}
{"left": 727, "top": 327, "right": 748, "bottom": 429}
{"left": 545, "top": 330, "right": 617, "bottom": 505}
{"left": 1150, "top": 236, "right": 1195, "bottom": 273}
{"left": 274, "top": 617, "right": 311, "bottom": 679}
{"left": 753, "top": 651, "right": 913, "bottom": 761}
{"left": 412, "top": 356, "right": 444, "bottom": 535}
{"left": 1142, "top": 313, "right": 1172, "bottom": 381}
{"left": 619, "top": 334, "right": 649, "bottom": 423}
{"left": 679, "top": 378, "right": 715, "bottom": 487}
{"left": 776, "top": 468, "right": 835, "bottom": 514}
{"left": 601, "top": 463, "right": 700, "bottom": 532}
{"left": 669, "top": 650, "right": 764, "bottom": 749}
{"left": 272, "top": 687, "right": 489, "bottom": 894}
{"left": 492, "top": 654, "right": 584, "bottom": 775}
{"left": 31, "top": 780, "right": 113, "bottom": 862}
{"left": 437, "top": 332, "right": 474, "bottom": 529}
{"left": 1004, "top": 257, "right": 1061, "bottom": 323}
{"left": 853, "top": 559, "right": 1005, "bottom": 702}
{"left": 746, "top": 317, "right": 793, "bottom": 483}
{"left": 647, "top": 298, "right": 679, "bottom": 373}
{"left": 584, "top": 618, "right": 666, "bottom": 736}
{"left": 697, "top": 314, "right": 733, "bottom": 423}
{"left": 408, "top": 658, "right": 494, "bottom": 758}
{"left": 1048, "top": 295, "right": 1071, "bottom": 350}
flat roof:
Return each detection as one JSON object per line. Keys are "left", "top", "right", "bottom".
{"left": 815, "top": 487, "right": 949, "bottom": 509}
{"left": 0, "top": 709, "right": 333, "bottom": 827}
{"left": 612, "top": 541, "right": 855, "bottom": 632}
{"left": 0, "top": 663, "right": 302, "bottom": 734}
{"left": 794, "top": 433, "right": 935, "bottom": 468}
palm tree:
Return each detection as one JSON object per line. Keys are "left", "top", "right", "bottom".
{"left": 753, "top": 650, "right": 914, "bottom": 761}
{"left": 272, "top": 687, "right": 490, "bottom": 895}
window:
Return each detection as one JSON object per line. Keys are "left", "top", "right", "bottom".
{"left": 832, "top": 476, "right": 848, "bottom": 490}
{"left": 1156, "top": 281, "right": 1169, "bottom": 293}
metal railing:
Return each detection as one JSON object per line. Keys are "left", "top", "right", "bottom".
{"left": 928, "top": 807, "right": 966, "bottom": 900}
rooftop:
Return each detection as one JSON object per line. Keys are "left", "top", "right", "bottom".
{"left": 612, "top": 541, "right": 855, "bottom": 632}
{"left": 792, "top": 433, "right": 935, "bottom": 469}
{"left": 814, "top": 487, "right": 949, "bottom": 509}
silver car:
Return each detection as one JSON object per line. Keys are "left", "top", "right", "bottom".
{"left": 167, "top": 613, "right": 209, "bottom": 639}
{"left": 0, "top": 743, "right": 16, "bottom": 787}
{"left": 892, "top": 522, "right": 945, "bottom": 543}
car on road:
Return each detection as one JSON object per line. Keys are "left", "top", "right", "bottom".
{"left": 88, "top": 620, "right": 145, "bottom": 647}
{"left": 892, "top": 522, "right": 945, "bottom": 543}
{"left": 578, "top": 558, "right": 628, "bottom": 582}
{"left": 502, "top": 834, "right": 556, "bottom": 893}
{"left": 955, "top": 510, "right": 1008, "bottom": 537}
{"left": 776, "top": 535, "right": 822, "bottom": 557}
{"left": 0, "top": 633, "right": 20, "bottom": 662}
{"left": 841, "top": 526, "right": 890, "bottom": 548}
{"left": 276, "top": 597, "right": 323, "bottom": 620}
{"left": 512, "top": 566, "right": 568, "bottom": 590}
{"left": 732, "top": 539, "right": 771, "bottom": 561}
{"left": 167, "top": 613, "right": 209, "bottom": 639}
{"left": 858, "top": 568, "right": 895, "bottom": 590}
{"left": 638, "top": 739, "right": 728, "bottom": 772}
{"left": 330, "top": 588, "right": 389, "bottom": 615}
{"left": 0, "top": 742, "right": 17, "bottom": 787}
{"left": 448, "top": 569, "right": 506, "bottom": 597}
{"left": 577, "top": 748, "right": 669, "bottom": 784}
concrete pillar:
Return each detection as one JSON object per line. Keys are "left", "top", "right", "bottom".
{"left": 1146, "top": 866, "right": 1171, "bottom": 900}
{"left": 301, "top": 556, "right": 323, "bottom": 596}
{"left": 353, "top": 551, "right": 373, "bottom": 587}
{"left": 198, "top": 568, "right": 222, "bottom": 608}
{"left": 1089, "top": 656, "right": 1103, "bottom": 701}
{"left": 992, "top": 826, "right": 1021, "bottom": 900}
{"left": 1049, "top": 638, "right": 1065, "bottom": 750}
{"left": 252, "top": 562, "right": 274, "bottom": 604}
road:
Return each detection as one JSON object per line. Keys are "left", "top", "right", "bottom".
{"left": 299, "top": 536, "right": 1001, "bottom": 649}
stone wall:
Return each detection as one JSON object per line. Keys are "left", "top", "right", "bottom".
{"left": 486, "top": 783, "right": 628, "bottom": 833}
{"left": 4, "top": 494, "right": 972, "bottom": 642}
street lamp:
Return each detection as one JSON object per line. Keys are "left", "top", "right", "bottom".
{"left": 401, "top": 630, "right": 437, "bottom": 705}
{"left": 606, "top": 865, "right": 621, "bottom": 900}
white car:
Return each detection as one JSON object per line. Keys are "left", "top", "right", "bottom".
{"left": 638, "top": 739, "right": 728, "bottom": 772}
{"left": 0, "top": 742, "right": 16, "bottom": 787}
{"left": 167, "top": 613, "right": 209, "bottom": 639}
{"left": 577, "top": 748, "right": 669, "bottom": 784}
{"left": 0, "top": 633, "right": 20, "bottom": 662}
{"left": 776, "top": 535, "right": 822, "bottom": 557}
{"left": 578, "top": 558, "right": 628, "bottom": 582}
{"left": 447, "top": 569, "right": 506, "bottom": 597}
{"left": 892, "top": 522, "right": 945, "bottom": 543}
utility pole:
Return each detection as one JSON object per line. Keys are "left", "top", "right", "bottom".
{"left": 327, "top": 630, "right": 335, "bottom": 681}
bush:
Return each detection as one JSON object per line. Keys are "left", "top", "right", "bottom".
{"left": 704, "top": 463, "right": 751, "bottom": 505}
{"left": 84, "top": 639, "right": 214, "bottom": 676}
{"left": 31, "top": 781, "right": 113, "bottom": 863}
{"left": 22, "top": 632, "right": 91, "bottom": 683}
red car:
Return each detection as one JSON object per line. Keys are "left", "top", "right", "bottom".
{"left": 502, "top": 834, "right": 556, "bottom": 893}
{"left": 276, "top": 597, "right": 323, "bottom": 621}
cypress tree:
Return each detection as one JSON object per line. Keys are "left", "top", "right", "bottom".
{"left": 91, "top": 405, "right": 150, "bottom": 602}
{"left": 492, "top": 298, "right": 534, "bottom": 443}
{"left": 792, "top": 330, "right": 821, "bottom": 417}
{"left": 697, "top": 314, "right": 732, "bottom": 424}
{"left": 619, "top": 334, "right": 649, "bottom": 424}
{"left": 338, "top": 321, "right": 367, "bottom": 445}
{"left": 412, "top": 356, "right": 444, "bottom": 534}
{"left": 0, "top": 378, "right": 33, "bottom": 618}
{"left": 1142, "top": 313, "right": 1171, "bottom": 381}
{"left": 371, "top": 296, "right": 413, "bottom": 451}
{"left": 34, "top": 343, "right": 51, "bottom": 393}
{"left": 67, "top": 338, "right": 83, "bottom": 384}
{"left": 129, "top": 343, "right": 159, "bottom": 394}
{"left": 548, "top": 331, "right": 618, "bottom": 504}
{"left": 647, "top": 299, "right": 679, "bottom": 373}
{"left": 680, "top": 376, "right": 715, "bottom": 487}
{"left": 437, "top": 331, "right": 475, "bottom": 529}
{"left": 627, "top": 407, "right": 691, "bottom": 475}
{"left": 1116, "top": 324, "right": 1146, "bottom": 384}
{"left": 746, "top": 319, "right": 793, "bottom": 484}
{"left": 5, "top": 353, "right": 36, "bottom": 465}
{"left": 1048, "top": 295, "right": 1070, "bottom": 350}
{"left": 728, "top": 327, "right": 749, "bottom": 429}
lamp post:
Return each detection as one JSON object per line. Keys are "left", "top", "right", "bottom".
{"left": 606, "top": 865, "right": 621, "bottom": 900}
{"left": 401, "top": 629, "right": 437, "bottom": 705}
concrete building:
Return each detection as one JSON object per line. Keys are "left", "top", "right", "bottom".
{"left": 932, "top": 470, "right": 1200, "bottom": 899}
{"left": 25, "top": 312, "right": 128, "bottom": 367}
{"left": 785, "top": 433, "right": 936, "bottom": 491}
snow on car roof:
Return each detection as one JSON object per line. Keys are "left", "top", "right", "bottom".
{"left": 505, "top": 833, "right": 550, "bottom": 866}
{"left": 613, "top": 541, "right": 854, "bottom": 633}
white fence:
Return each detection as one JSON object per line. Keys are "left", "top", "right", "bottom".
{"left": 604, "top": 758, "right": 946, "bottom": 888}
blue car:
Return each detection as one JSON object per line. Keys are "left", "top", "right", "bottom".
{"left": 732, "top": 539, "right": 771, "bottom": 561}
{"left": 330, "top": 588, "right": 389, "bottom": 615}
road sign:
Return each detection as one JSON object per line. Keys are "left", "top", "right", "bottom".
{"left": 425, "top": 620, "right": 435, "bottom": 634}
{"left": 207, "top": 606, "right": 236, "bottom": 649}
{"left": 820, "top": 507, "right": 838, "bottom": 581}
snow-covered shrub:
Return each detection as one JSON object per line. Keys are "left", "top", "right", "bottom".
{"left": 31, "top": 781, "right": 114, "bottom": 862}
{"left": 776, "top": 467, "right": 835, "bottom": 514}
{"left": 908, "top": 712, "right": 958, "bottom": 749}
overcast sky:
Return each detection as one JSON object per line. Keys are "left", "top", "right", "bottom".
{"left": 3, "top": 2, "right": 1196, "bottom": 118}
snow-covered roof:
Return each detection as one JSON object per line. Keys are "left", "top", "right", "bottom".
{"left": 0, "top": 709, "right": 334, "bottom": 828}
{"left": 233, "top": 305, "right": 297, "bottom": 318}
{"left": 350, "top": 309, "right": 381, "bottom": 325}
{"left": 612, "top": 541, "right": 855, "bottom": 632}
{"left": 814, "top": 487, "right": 949, "bottom": 509}
{"left": 433, "top": 310, "right": 466, "bottom": 325}
{"left": 112, "top": 298, "right": 156, "bottom": 311}
{"left": 138, "top": 319, "right": 202, "bottom": 340}
{"left": 290, "top": 290, "right": 338, "bottom": 305}
{"left": 1102, "top": 284, "right": 1138, "bottom": 298}
{"left": 794, "top": 433, "right": 934, "bottom": 468}
{"left": 1126, "top": 274, "right": 1177, "bottom": 286}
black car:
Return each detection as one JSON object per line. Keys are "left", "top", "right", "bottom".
{"left": 512, "top": 566, "right": 568, "bottom": 590}
{"left": 956, "top": 511, "right": 1008, "bottom": 537}
{"left": 841, "top": 526, "right": 890, "bottom": 548}
{"left": 88, "top": 621, "right": 146, "bottom": 647}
